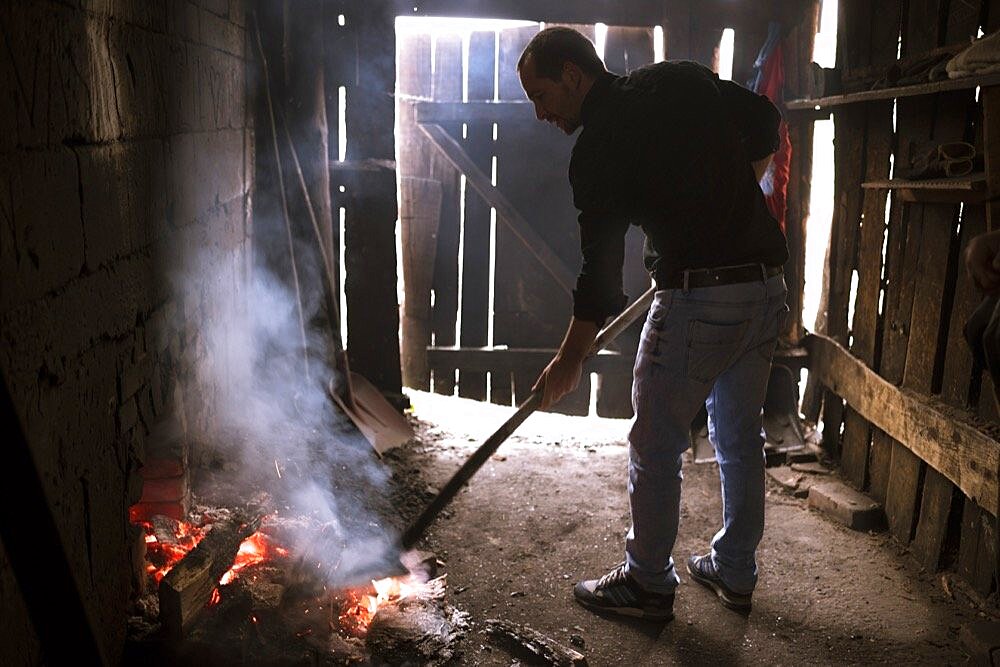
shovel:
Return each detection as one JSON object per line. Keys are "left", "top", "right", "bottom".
{"left": 253, "top": 17, "right": 412, "bottom": 456}
{"left": 338, "top": 286, "right": 658, "bottom": 584}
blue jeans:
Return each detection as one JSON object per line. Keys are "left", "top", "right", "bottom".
{"left": 624, "top": 274, "right": 788, "bottom": 595}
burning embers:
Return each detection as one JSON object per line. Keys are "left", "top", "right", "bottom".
{"left": 339, "top": 574, "right": 435, "bottom": 635}
{"left": 128, "top": 509, "right": 468, "bottom": 662}
{"left": 134, "top": 511, "right": 283, "bottom": 593}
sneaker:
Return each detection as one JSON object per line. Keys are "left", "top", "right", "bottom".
{"left": 573, "top": 562, "right": 674, "bottom": 621}
{"left": 686, "top": 554, "right": 752, "bottom": 613}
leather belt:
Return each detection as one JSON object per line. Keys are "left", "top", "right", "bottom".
{"left": 657, "top": 263, "right": 783, "bottom": 290}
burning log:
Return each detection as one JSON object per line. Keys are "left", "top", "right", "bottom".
{"left": 159, "top": 510, "right": 264, "bottom": 636}
{"left": 485, "top": 618, "right": 588, "bottom": 667}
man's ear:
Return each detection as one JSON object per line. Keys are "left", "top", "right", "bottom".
{"left": 563, "top": 61, "right": 582, "bottom": 88}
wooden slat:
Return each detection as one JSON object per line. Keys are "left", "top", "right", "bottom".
{"left": 907, "top": 89, "right": 972, "bottom": 570}
{"left": 841, "top": 100, "right": 894, "bottom": 489}
{"left": 420, "top": 123, "right": 576, "bottom": 294}
{"left": 457, "top": 31, "right": 497, "bottom": 402}
{"left": 429, "top": 34, "right": 463, "bottom": 396}
{"left": 882, "top": 76, "right": 939, "bottom": 543}
{"left": 820, "top": 104, "right": 867, "bottom": 457}
{"left": 805, "top": 333, "right": 1000, "bottom": 517}
{"left": 491, "top": 24, "right": 540, "bottom": 409}
{"left": 399, "top": 177, "right": 442, "bottom": 390}
{"left": 397, "top": 33, "right": 435, "bottom": 391}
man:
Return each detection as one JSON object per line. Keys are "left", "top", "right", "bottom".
{"left": 518, "top": 27, "right": 788, "bottom": 620}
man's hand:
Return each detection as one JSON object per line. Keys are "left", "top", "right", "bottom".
{"left": 532, "top": 353, "right": 584, "bottom": 410}
{"left": 965, "top": 229, "right": 1000, "bottom": 295}
{"left": 531, "top": 317, "right": 600, "bottom": 410}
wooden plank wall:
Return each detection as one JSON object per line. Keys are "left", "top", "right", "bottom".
{"left": 323, "top": 2, "right": 404, "bottom": 402}
{"left": 812, "top": 0, "right": 997, "bottom": 596}
{"left": 397, "top": 6, "right": 816, "bottom": 418}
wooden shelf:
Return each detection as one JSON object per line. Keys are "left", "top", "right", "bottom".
{"left": 786, "top": 71, "right": 1000, "bottom": 111}
{"left": 861, "top": 172, "right": 989, "bottom": 203}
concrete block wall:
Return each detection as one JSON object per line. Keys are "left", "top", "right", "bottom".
{"left": 0, "top": 0, "right": 252, "bottom": 662}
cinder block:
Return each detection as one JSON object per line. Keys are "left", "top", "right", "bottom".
{"left": 78, "top": 140, "right": 166, "bottom": 269}
{"left": 199, "top": 6, "right": 242, "bottom": 55}
{"left": 118, "top": 397, "right": 140, "bottom": 433}
{"left": 202, "top": 0, "right": 229, "bottom": 19}
{"left": 808, "top": 481, "right": 885, "bottom": 531}
{"left": 0, "top": 148, "right": 85, "bottom": 311}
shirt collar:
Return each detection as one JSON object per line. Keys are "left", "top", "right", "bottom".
{"left": 580, "top": 72, "right": 617, "bottom": 126}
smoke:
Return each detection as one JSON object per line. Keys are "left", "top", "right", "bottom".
{"left": 186, "top": 246, "right": 397, "bottom": 588}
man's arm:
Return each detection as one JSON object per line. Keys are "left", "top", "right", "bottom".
{"left": 717, "top": 79, "right": 781, "bottom": 163}
{"left": 752, "top": 153, "right": 774, "bottom": 182}
{"left": 532, "top": 317, "right": 600, "bottom": 409}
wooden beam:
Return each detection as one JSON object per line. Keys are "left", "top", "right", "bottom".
{"left": 416, "top": 101, "right": 533, "bottom": 124}
{"left": 427, "top": 346, "right": 633, "bottom": 376}
{"left": 785, "top": 72, "right": 1000, "bottom": 110}
{"left": 419, "top": 122, "right": 577, "bottom": 294}
{"left": 394, "top": 0, "right": 664, "bottom": 26}
{"left": 804, "top": 333, "right": 1000, "bottom": 517}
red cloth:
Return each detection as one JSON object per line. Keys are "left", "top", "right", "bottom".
{"left": 754, "top": 40, "right": 792, "bottom": 233}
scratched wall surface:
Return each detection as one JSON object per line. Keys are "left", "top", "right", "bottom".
{"left": 0, "top": 0, "right": 252, "bottom": 661}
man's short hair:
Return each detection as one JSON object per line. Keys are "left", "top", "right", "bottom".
{"left": 517, "top": 27, "right": 605, "bottom": 81}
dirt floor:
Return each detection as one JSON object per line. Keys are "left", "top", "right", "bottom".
{"left": 389, "top": 390, "right": 985, "bottom": 666}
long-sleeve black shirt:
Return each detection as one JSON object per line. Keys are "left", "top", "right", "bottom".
{"left": 569, "top": 61, "right": 789, "bottom": 323}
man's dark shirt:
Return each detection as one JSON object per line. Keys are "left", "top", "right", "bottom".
{"left": 569, "top": 60, "right": 789, "bottom": 323}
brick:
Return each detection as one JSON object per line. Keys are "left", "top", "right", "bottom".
{"left": 139, "top": 474, "right": 188, "bottom": 503}
{"left": 140, "top": 457, "right": 185, "bottom": 479}
{"left": 808, "top": 481, "right": 885, "bottom": 531}
{"left": 766, "top": 466, "right": 804, "bottom": 492}
{"left": 0, "top": 148, "right": 85, "bottom": 312}
{"left": 130, "top": 500, "right": 188, "bottom": 523}
{"left": 146, "top": 418, "right": 188, "bottom": 462}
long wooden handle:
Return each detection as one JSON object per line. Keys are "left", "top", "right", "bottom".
{"left": 400, "top": 286, "right": 657, "bottom": 549}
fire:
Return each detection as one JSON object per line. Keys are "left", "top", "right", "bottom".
{"left": 136, "top": 515, "right": 286, "bottom": 590}
{"left": 338, "top": 576, "right": 422, "bottom": 635}
{"left": 137, "top": 519, "right": 209, "bottom": 584}
{"left": 219, "top": 531, "right": 286, "bottom": 585}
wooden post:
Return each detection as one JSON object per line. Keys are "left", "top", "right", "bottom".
{"left": 343, "top": 4, "right": 403, "bottom": 399}
{"left": 397, "top": 33, "right": 436, "bottom": 390}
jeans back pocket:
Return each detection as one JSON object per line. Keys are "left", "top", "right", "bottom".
{"left": 685, "top": 319, "right": 749, "bottom": 383}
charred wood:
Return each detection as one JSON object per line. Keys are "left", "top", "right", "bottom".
{"left": 159, "top": 510, "right": 264, "bottom": 637}
{"left": 485, "top": 618, "right": 588, "bottom": 666}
